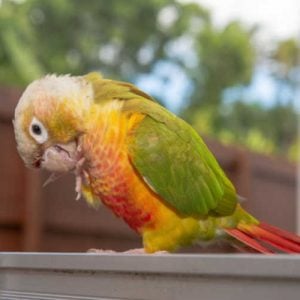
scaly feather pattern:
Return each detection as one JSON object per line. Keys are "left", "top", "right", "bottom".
{"left": 78, "top": 101, "right": 204, "bottom": 252}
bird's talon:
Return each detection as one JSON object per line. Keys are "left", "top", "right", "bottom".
{"left": 87, "top": 248, "right": 116, "bottom": 253}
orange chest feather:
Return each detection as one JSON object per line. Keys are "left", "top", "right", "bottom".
{"left": 80, "top": 108, "right": 160, "bottom": 231}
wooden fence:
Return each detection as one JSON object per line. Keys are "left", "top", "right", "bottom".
{"left": 0, "top": 87, "right": 297, "bottom": 252}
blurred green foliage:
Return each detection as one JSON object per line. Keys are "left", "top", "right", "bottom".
{"left": 0, "top": 0, "right": 298, "bottom": 161}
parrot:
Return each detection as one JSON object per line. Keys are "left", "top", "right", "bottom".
{"left": 13, "top": 72, "right": 300, "bottom": 254}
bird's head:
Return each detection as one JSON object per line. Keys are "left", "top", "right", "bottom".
{"left": 13, "top": 74, "right": 93, "bottom": 172}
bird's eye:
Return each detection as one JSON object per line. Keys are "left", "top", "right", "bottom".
{"left": 31, "top": 124, "right": 42, "bottom": 135}
{"left": 29, "top": 117, "right": 48, "bottom": 144}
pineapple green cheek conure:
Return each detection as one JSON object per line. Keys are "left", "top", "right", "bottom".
{"left": 13, "top": 72, "right": 300, "bottom": 254}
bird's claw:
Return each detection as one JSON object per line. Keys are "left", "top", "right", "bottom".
{"left": 87, "top": 248, "right": 169, "bottom": 255}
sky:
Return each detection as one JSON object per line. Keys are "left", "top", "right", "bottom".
{"left": 181, "top": 0, "right": 300, "bottom": 40}
{"left": 137, "top": 0, "right": 299, "bottom": 111}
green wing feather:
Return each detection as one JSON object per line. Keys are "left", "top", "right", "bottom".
{"left": 85, "top": 72, "right": 237, "bottom": 218}
{"left": 85, "top": 72, "right": 155, "bottom": 103}
{"left": 124, "top": 99, "right": 237, "bottom": 218}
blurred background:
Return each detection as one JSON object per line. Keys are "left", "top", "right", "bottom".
{"left": 0, "top": 0, "right": 299, "bottom": 252}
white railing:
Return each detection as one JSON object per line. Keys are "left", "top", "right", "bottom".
{"left": 1, "top": 253, "right": 300, "bottom": 300}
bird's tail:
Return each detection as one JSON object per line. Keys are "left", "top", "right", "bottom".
{"left": 223, "top": 205, "right": 300, "bottom": 254}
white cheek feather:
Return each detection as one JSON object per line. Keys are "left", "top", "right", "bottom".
{"left": 13, "top": 117, "right": 38, "bottom": 166}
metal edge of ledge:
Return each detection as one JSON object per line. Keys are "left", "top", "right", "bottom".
{"left": 1, "top": 252, "right": 300, "bottom": 278}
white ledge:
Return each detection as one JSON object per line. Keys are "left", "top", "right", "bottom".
{"left": 1, "top": 253, "right": 300, "bottom": 300}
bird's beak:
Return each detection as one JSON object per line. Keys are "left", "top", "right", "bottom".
{"left": 39, "top": 140, "right": 80, "bottom": 172}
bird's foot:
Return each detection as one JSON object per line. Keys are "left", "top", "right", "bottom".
{"left": 124, "top": 248, "right": 168, "bottom": 255}
{"left": 87, "top": 248, "right": 116, "bottom": 254}
{"left": 87, "top": 248, "right": 168, "bottom": 255}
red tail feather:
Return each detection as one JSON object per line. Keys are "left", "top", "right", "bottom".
{"left": 225, "top": 222, "right": 300, "bottom": 254}
{"left": 224, "top": 228, "right": 273, "bottom": 254}
{"left": 259, "top": 222, "right": 300, "bottom": 244}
